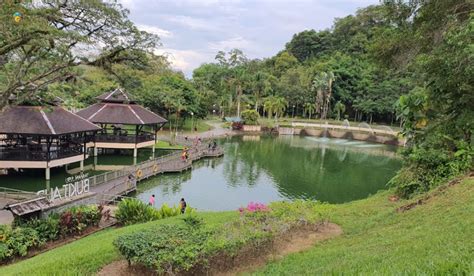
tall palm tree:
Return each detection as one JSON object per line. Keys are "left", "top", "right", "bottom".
{"left": 312, "top": 71, "right": 335, "bottom": 120}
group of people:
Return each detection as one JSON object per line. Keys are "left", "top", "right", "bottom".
{"left": 181, "top": 147, "right": 190, "bottom": 162}
{"left": 149, "top": 194, "right": 187, "bottom": 214}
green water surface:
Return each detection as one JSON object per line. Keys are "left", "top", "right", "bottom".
{"left": 136, "top": 135, "right": 402, "bottom": 211}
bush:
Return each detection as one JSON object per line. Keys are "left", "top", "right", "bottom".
{"left": 390, "top": 143, "right": 473, "bottom": 198}
{"left": 114, "top": 201, "right": 330, "bottom": 273}
{"left": 0, "top": 204, "right": 102, "bottom": 262}
{"left": 114, "top": 223, "right": 213, "bottom": 273}
{"left": 241, "top": 110, "right": 260, "bottom": 125}
{"left": 115, "top": 199, "right": 161, "bottom": 225}
{"left": 59, "top": 205, "right": 102, "bottom": 236}
{"left": 115, "top": 199, "right": 193, "bottom": 225}
{"left": 0, "top": 225, "right": 44, "bottom": 261}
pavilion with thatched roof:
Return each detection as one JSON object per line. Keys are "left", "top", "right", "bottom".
{"left": 0, "top": 106, "right": 100, "bottom": 180}
{"left": 76, "top": 88, "right": 167, "bottom": 157}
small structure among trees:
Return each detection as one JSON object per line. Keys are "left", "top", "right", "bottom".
{"left": 76, "top": 88, "right": 167, "bottom": 158}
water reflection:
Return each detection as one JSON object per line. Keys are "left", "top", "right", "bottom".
{"left": 136, "top": 136, "right": 401, "bottom": 211}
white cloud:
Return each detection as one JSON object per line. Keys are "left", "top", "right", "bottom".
{"left": 137, "top": 24, "right": 172, "bottom": 38}
{"left": 208, "top": 36, "right": 251, "bottom": 51}
{"left": 161, "top": 15, "right": 217, "bottom": 30}
{"left": 154, "top": 48, "right": 209, "bottom": 74}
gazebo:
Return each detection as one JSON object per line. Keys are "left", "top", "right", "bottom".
{"left": 76, "top": 88, "right": 167, "bottom": 158}
{"left": 0, "top": 106, "right": 100, "bottom": 180}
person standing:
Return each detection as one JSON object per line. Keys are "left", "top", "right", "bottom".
{"left": 179, "top": 198, "right": 187, "bottom": 214}
{"left": 149, "top": 194, "right": 155, "bottom": 206}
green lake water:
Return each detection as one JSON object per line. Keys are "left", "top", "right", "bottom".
{"left": 136, "top": 135, "right": 402, "bottom": 211}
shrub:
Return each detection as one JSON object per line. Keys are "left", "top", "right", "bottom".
{"left": 241, "top": 110, "right": 260, "bottom": 125}
{"left": 59, "top": 205, "right": 102, "bottom": 236}
{"left": 115, "top": 199, "right": 161, "bottom": 225}
{"left": 231, "top": 121, "right": 243, "bottom": 130}
{"left": 114, "top": 224, "right": 214, "bottom": 273}
{"left": 116, "top": 199, "right": 194, "bottom": 225}
{"left": 0, "top": 225, "right": 44, "bottom": 261}
{"left": 390, "top": 142, "right": 473, "bottom": 198}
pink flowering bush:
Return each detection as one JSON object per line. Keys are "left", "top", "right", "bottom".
{"left": 239, "top": 202, "right": 269, "bottom": 215}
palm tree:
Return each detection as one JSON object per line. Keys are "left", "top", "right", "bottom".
{"left": 303, "top": 102, "right": 316, "bottom": 119}
{"left": 334, "top": 100, "right": 346, "bottom": 120}
{"left": 272, "top": 96, "right": 288, "bottom": 120}
{"left": 312, "top": 71, "right": 335, "bottom": 120}
{"left": 263, "top": 97, "right": 274, "bottom": 119}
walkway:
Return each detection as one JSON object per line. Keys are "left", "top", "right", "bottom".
{"left": 4, "top": 144, "right": 224, "bottom": 218}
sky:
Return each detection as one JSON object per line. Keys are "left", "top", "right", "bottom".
{"left": 119, "top": 0, "right": 378, "bottom": 77}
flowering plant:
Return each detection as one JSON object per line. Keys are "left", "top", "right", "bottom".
{"left": 238, "top": 202, "right": 269, "bottom": 215}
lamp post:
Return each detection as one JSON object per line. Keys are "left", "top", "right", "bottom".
{"left": 292, "top": 105, "right": 296, "bottom": 119}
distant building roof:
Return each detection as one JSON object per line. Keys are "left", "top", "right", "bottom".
{"left": 76, "top": 103, "right": 167, "bottom": 125}
{"left": 96, "top": 88, "right": 135, "bottom": 103}
{"left": 0, "top": 106, "right": 101, "bottom": 135}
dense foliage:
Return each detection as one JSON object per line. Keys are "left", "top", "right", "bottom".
{"left": 0, "top": 205, "right": 102, "bottom": 262}
{"left": 115, "top": 198, "right": 192, "bottom": 225}
{"left": 114, "top": 200, "right": 330, "bottom": 274}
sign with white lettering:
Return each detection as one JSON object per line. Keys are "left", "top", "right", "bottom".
{"left": 37, "top": 173, "right": 90, "bottom": 202}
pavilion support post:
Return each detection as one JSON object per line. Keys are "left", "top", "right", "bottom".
{"left": 80, "top": 160, "right": 84, "bottom": 172}
{"left": 133, "top": 147, "right": 138, "bottom": 158}
{"left": 93, "top": 146, "right": 98, "bottom": 157}
{"left": 45, "top": 167, "right": 50, "bottom": 180}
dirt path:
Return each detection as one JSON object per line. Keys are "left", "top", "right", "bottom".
{"left": 97, "top": 222, "right": 342, "bottom": 276}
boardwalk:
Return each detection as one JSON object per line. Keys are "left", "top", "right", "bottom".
{"left": 5, "top": 144, "right": 224, "bottom": 217}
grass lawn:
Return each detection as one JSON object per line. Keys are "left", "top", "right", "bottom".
{"left": 155, "top": 140, "right": 184, "bottom": 150}
{"left": 254, "top": 177, "right": 474, "bottom": 275}
{"left": 2, "top": 177, "right": 472, "bottom": 275}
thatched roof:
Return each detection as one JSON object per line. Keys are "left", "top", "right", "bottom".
{"left": 0, "top": 106, "right": 101, "bottom": 135}
{"left": 76, "top": 103, "right": 167, "bottom": 125}
{"left": 96, "top": 88, "right": 135, "bottom": 103}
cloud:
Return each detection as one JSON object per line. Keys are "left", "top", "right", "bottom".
{"left": 161, "top": 15, "right": 217, "bottom": 30}
{"left": 154, "top": 48, "right": 209, "bottom": 74}
{"left": 136, "top": 24, "right": 172, "bottom": 38}
{"left": 208, "top": 36, "right": 251, "bottom": 52}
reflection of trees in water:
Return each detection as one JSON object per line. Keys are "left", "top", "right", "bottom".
{"left": 226, "top": 136, "right": 401, "bottom": 203}
{"left": 222, "top": 139, "right": 264, "bottom": 188}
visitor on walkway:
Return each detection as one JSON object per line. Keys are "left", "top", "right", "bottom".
{"left": 212, "top": 140, "right": 217, "bottom": 150}
{"left": 181, "top": 149, "right": 187, "bottom": 162}
{"left": 179, "top": 198, "right": 187, "bottom": 214}
{"left": 149, "top": 194, "right": 155, "bottom": 206}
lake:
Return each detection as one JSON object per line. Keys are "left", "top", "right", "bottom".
{"left": 135, "top": 135, "right": 402, "bottom": 211}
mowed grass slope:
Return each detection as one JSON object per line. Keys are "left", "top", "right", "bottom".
{"left": 0, "top": 212, "right": 237, "bottom": 275}
{"left": 1, "top": 177, "right": 473, "bottom": 275}
{"left": 254, "top": 177, "right": 474, "bottom": 275}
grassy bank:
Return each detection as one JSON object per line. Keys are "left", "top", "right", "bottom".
{"left": 1, "top": 177, "right": 472, "bottom": 275}
{"left": 255, "top": 176, "right": 474, "bottom": 275}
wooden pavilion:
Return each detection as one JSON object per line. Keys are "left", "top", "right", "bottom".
{"left": 76, "top": 88, "right": 167, "bottom": 158}
{"left": 0, "top": 106, "right": 100, "bottom": 180}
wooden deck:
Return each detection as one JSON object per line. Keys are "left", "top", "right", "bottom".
{"left": 4, "top": 144, "right": 224, "bottom": 217}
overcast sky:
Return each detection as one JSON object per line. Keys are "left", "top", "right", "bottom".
{"left": 120, "top": 0, "right": 378, "bottom": 77}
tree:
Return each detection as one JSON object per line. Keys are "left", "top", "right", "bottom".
{"left": 272, "top": 96, "right": 288, "bottom": 120}
{"left": 285, "top": 30, "right": 333, "bottom": 62}
{"left": 312, "top": 71, "right": 335, "bottom": 120}
{"left": 334, "top": 101, "right": 346, "bottom": 120}
{"left": 0, "top": 1, "right": 158, "bottom": 110}
{"left": 303, "top": 103, "right": 316, "bottom": 119}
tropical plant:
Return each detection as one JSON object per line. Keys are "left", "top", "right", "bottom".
{"left": 303, "top": 102, "right": 316, "bottom": 119}
{"left": 241, "top": 109, "right": 260, "bottom": 125}
{"left": 312, "top": 71, "right": 335, "bottom": 120}
{"left": 334, "top": 101, "right": 346, "bottom": 120}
